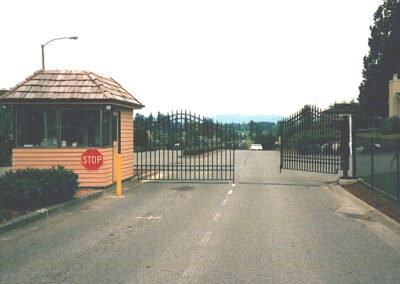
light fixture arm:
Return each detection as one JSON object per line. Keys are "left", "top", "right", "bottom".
{"left": 41, "top": 36, "right": 78, "bottom": 70}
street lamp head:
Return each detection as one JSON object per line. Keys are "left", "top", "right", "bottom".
{"left": 69, "top": 37, "right": 78, "bottom": 40}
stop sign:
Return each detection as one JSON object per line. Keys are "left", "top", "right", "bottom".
{"left": 81, "top": 149, "right": 103, "bottom": 170}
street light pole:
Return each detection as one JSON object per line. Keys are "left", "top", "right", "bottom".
{"left": 41, "top": 36, "right": 78, "bottom": 70}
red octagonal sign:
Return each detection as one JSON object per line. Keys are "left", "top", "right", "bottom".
{"left": 81, "top": 149, "right": 103, "bottom": 170}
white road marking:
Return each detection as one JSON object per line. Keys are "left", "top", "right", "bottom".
{"left": 182, "top": 265, "right": 196, "bottom": 277}
{"left": 108, "top": 195, "right": 125, "bottom": 199}
{"left": 213, "top": 212, "right": 222, "bottom": 222}
{"left": 200, "top": 231, "right": 212, "bottom": 246}
{"left": 232, "top": 183, "right": 236, "bottom": 187}
{"left": 135, "top": 216, "right": 162, "bottom": 220}
{"left": 221, "top": 199, "right": 228, "bottom": 206}
{"left": 227, "top": 189, "right": 233, "bottom": 195}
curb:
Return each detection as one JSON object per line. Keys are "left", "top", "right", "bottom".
{"left": 0, "top": 174, "right": 149, "bottom": 236}
{"left": 323, "top": 183, "right": 400, "bottom": 233}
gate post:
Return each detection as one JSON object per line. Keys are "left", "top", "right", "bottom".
{"left": 340, "top": 116, "right": 350, "bottom": 179}
{"left": 350, "top": 115, "right": 357, "bottom": 178}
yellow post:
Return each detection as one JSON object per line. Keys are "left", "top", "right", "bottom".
{"left": 116, "top": 154, "right": 122, "bottom": 197}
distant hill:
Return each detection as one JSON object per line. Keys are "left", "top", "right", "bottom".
{"left": 212, "top": 114, "right": 284, "bottom": 123}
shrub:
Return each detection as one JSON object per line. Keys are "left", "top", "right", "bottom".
{"left": 0, "top": 166, "right": 79, "bottom": 211}
{"left": 382, "top": 116, "right": 400, "bottom": 134}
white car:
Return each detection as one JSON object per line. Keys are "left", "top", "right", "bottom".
{"left": 250, "top": 144, "right": 263, "bottom": 150}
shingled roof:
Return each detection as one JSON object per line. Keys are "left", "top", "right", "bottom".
{"left": 0, "top": 70, "right": 144, "bottom": 108}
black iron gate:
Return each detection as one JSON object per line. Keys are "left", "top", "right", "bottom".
{"left": 134, "top": 111, "right": 235, "bottom": 181}
{"left": 280, "top": 105, "right": 350, "bottom": 175}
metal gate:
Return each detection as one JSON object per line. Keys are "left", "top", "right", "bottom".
{"left": 280, "top": 105, "right": 349, "bottom": 175}
{"left": 134, "top": 111, "right": 235, "bottom": 181}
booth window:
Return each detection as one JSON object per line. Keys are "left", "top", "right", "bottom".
{"left": 61, "top": 109, "right": 101, "bottom": 147}
{"left": 16, "top": 108, "right": 58, "bottom": 147}
{"left": 102, "top": 111, "right": 112, "bottom": 147}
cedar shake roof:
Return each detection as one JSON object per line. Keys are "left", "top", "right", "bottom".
{"left": 0, "top": 70, "right": 144, "bottom": 108}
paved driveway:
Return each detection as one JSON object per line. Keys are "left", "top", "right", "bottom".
{"left": 1, "top": 151, "right": 400, "bottom": 283}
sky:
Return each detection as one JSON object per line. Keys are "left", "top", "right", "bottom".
{"left": 0, "top": 0, "right": 382, "bottom": 117}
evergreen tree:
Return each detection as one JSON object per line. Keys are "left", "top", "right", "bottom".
{"left": 358, "top": 0, "right": 400, "bottom": 118}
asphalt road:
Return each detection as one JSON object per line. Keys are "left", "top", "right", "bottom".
{"left": 1, "top": 151, "right": 400, "bottom": 283}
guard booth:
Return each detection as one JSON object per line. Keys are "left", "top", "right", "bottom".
{"left": 0, "top": 70, "right": 144, "bottom": 187}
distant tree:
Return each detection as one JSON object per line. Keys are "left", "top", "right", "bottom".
{"left": 134, "top": 113, "right": 145, "bottom": 126}
{"left": 248, "top": 120, "right": 255, "bottom": 139}
{"left": 358, "top": 0, "right": 400, "bottom": 117}
{"left": 262, "top": 133, "right": 277, "bottom": 150}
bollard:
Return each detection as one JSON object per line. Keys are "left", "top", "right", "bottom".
{"left": 116, "top": 154, "right": 122, "bottom": 197}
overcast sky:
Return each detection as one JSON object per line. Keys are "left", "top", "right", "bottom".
{"left": 0, "top": 0, "right": 382, "bottom": 117}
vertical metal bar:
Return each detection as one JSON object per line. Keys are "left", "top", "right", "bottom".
{"left": 208, "top": 119, "right": 211, "bottom": 180}
{"left": 188, "top": 111, "right": 191, "bottom": 180}
{"left": 215, "top": 121, "right": 218, "bottom": 179}
{"left": 290, "top": 116, "right": 292, "bottom": 170}
{"left": 283, "top": 117, "right": 285, "bottom": 170}
{"left": 144, "top": 118, "right": 147, "bottom": 179}
{"left": 158, "top": 117, "right": 161, "bottom": 179}
{"left": 225, "top": 123, "right": 227, "bottom": 180}
{"left": 233, "top": 124, "right": 235, "bottom": 183}
{"left": 162, "top": 115, "right": 165, "bottom": 179}
{"left": 280, "top": 118, "right": 283, "bottom": 172}
{"left": 202, "top": 115, "right": 205, "bottom": 180}
{"left": 198, "top": 114, "right": 201, "bottom": 180}
{"left": 313, "top": 106, "right": 316, "bottom": 172}
{"left": 220, "top": 121, "right": 223, "bottom": 180}
{"left": 218, "top": 121, "right": 220, "bottom": 179}
{"left": 170, "top": 111, "right": 176, "bottom": 179}
{"left": 216, "top": 121, "right": 219, "bottom": 179}
{"left": 177, "top": 110, "right": 179, "bottom": 179}
{"left": 140, "top": 119, "right": 143, "bottom": 179}
{"left": 231, "top": 124, "right": 233, "bottom": 180}
{"left": 150, "top": 116, "right": 153, "bottom": 180}
{"left": 293, "top": 113, "right": 296, "bottom": 171}
{"left": 297, "top": 112, "right": 304, "bottom": 171}
{"left": 193, "top": 113, "right": 196, "bottom": 180}
{"left": 312, "top": 106, "right": 315, "bottom": 172}
{"left": 297, "top": 111, "right": 300, "bottom": 171}
{"left": 212, "top": 119, "right": 214, "bottom": 180}
{"left": 200, "top": 115, "right": 203, "bottom": 180}
{"left": 324, "top": 109, "right": 327, "bottom": 173}
{"left": 396, "top": 140, "right": 399, "bottom": 201}
{"left": 166, "top": 113, "right": 169, "bottom": 180}
{"left": 177, "top": 111, "right": 179, "bottom": 180}
{"left": 184, "top": 110, "right": 187, "bottom": 180}
{"left": 289, "top": 114, "right": 297, "bottom": 170}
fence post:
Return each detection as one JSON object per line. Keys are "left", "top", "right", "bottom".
{"left": 397, "top": 140, "right": 399, "bottom": 201}
{"left": 351, "top": 115, "right": 357, "bottom": 178}
{"left": 341, "top": 116, "right": 350, "bottom": 178}
{"left": 371, "top": 136, "right": 374, "bottom": 190}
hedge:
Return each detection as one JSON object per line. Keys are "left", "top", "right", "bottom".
{"left": 0, "top": 166, "right": 79, "bottom": 211}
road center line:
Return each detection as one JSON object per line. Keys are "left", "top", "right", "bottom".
{"left": 227, "top": 189, "right": 233, "bottom": 195}
{"left": 200, "top": 231, "right": 212, "bottom": 246}
{"left": 182, "top": 265, "right": 196, "bottom": 278}
{"left": 213, "top": 212, "right": 222, "bottom": 222}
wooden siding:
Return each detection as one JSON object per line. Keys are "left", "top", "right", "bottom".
{"left": 121, "top": 109, "right": 134, "bottom": 181}
{"left": 13, "top": 148, "right": 113, "bottom": 187}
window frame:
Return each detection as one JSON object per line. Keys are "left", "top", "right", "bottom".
{"left": 15, "top": 106, "right": 59, "bottom": 149}
{"left": 14, "top": 105, "right": 114, "bottom": 149}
